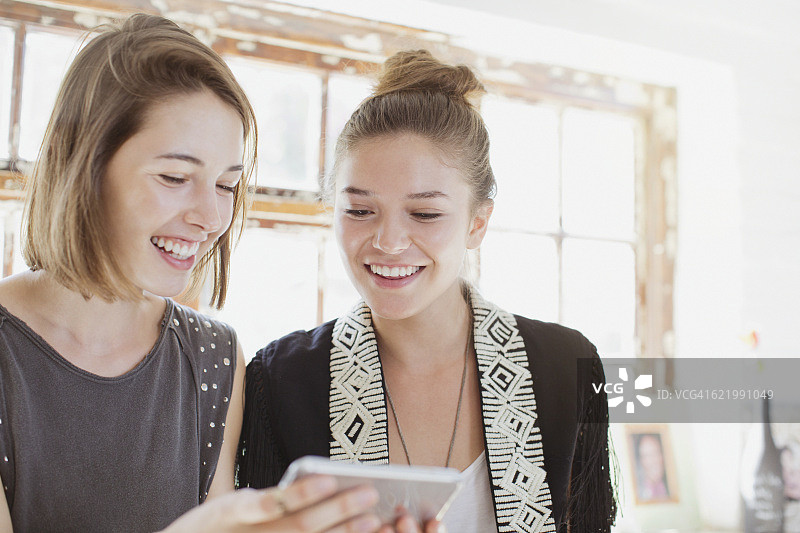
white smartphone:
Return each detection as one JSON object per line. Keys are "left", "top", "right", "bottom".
{"left": 278, "top": 455, "right": 463, "bottom": 524}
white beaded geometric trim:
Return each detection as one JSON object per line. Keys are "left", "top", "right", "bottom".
{"left": 328, "top": 294, "right": 556, "bottom": 532}
{"left": 329, "top": 302, "right": 388, "bottom": 463}
{"left": 470, "top": 291, "right": 555, "bottom": 533}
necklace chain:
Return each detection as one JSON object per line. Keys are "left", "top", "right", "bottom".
{"left": 385, "top": 328, "right": 471, "bottom": 468}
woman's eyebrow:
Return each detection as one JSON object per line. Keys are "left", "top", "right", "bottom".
{"left": 407, "top": 191, "right": 449, "bottom": 200}
{"left": 340, "top": 187, "right": 449, "bottom": 199}
{"left": 341, "top": 186, "right": 373, "bottom": 196}
{"left": 156, "top": 153, "right": 242, "bottom": 172}
{"left": 157, "top": 152, "right": 204, "bottom": 165}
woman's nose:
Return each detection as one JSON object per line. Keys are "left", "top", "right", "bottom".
{"left": 372, "top": 216, "right": 410, "bottom": 254}
{"left": 185, "top": 185, "right": 222, "bottom": 234}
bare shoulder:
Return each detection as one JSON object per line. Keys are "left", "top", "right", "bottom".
{"left": 0, "top": 270, "right": 38, "bottom": 315}
{"left": 0, "top": 270, "right": 32, "bottom": 293}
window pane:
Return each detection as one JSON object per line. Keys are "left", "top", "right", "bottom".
{"left": 478, "top": 230, "right": 558, "bottom": 322}
{"left": 561, "top": 108, "right": 635, "bottom": 239}
{"left": 325, "top": 73, "right": 371, "bottom": 176}
{"left": 0, "top": 25, "right": 14, "bottom": 160}
{"left": 321, "top": 231, "right": 361, "bottom": 321}
{"left": 482, "top": 95, "right": 559, "bottom": 232}
{"left": 562, "top": 238, "right": 635, "bottom": 357}
{"left": 0, "top": 202, "right": 28, "bottom": 277}
{"left": 227, "top": 56, "right": 322, "bottom": 191}
{"left": 214, "top": 227, "right": 319, "bottom": 362}
{"left": 18, "top": 29, "right": 83, "bottom": 161}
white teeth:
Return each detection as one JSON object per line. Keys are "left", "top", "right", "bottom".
{"left": 152, "top": 238, "right": 200, "bottom": 260}
{"left": 369, "top": 265, "right": 420, "bottom": 278}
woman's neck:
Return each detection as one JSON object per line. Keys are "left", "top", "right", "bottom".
{"left": 29, "top": 269, "right": 155, "bottom": 326}
{"left": 1, "top": 269, "right": 165, "bottom": 375}
{"left": 372, "top": 281, "right": 472, "bottom": 372}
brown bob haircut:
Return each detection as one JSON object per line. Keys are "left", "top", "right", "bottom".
{"left": 22, "top": 13, "right": 256, "bottom": 309}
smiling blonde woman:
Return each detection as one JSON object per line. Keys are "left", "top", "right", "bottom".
{"left": 0, "top": 13, "right": 392, "bottom": 533}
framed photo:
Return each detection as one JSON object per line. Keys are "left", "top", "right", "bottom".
{"left": 626, "top": 424, "right": 679, "bottom": 504}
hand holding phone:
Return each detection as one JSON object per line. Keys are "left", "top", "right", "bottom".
{"left": 159, "top": 475, "right": 382, "bottom": 533}
{"left": 279, "top": 456, "right": 463, "bottom": 524}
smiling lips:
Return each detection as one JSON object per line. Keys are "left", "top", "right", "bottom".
{"left": 151, "top": 237, "right": 200, "bottom": 261}
{"left": 368, "top": 264, "right": 422, "bottom": 279}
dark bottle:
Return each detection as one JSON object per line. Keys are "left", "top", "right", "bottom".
{"left": 742, "top": 397, "right": 784, "bottom": 533}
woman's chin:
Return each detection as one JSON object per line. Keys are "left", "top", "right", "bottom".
{"left": 364, "top": 297, "right": 420, "bottom": 322}
{"left": 139, "top": 280, "right": 191, "bottom": 301}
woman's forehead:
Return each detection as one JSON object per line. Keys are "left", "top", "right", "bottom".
{"left": 337, "top": 134, "right": 467, "bottom": 197}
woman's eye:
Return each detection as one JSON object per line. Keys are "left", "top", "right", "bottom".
{"left": 412, "top": 212, "right": 442, "bottom": 221}
{"left": 344, "top": 209, "right": 372, "bottom": 218}
{"left": 217, "top": 183, "right": 237, "bottom": 194}
{"left": 159, "top": 174, "right": 187, "bottom": 185}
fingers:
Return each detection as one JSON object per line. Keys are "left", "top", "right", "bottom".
{"left": 394, "top": 515, "right": 420, "bottom": 533}
{"left": 223, "top": 476, "right": 339, "bottom": 525}
{"left": 259, "top": 481, "right": 445, "bottom": 533}
{"left": 211, "top": 488, "right": 287, "bottom": 525}
{"left": 323, "top": 513, "right": 382, "bottom": 533}
{"left": 388, "top": 515, "right": 445, "bottom": 533}
{"left": 254, "top": 488, "right": 288, "bottom": 523}
{"left": 424, "top": 520, "right": 445, "bottom": 533}
{"left": 277, "top": 475, "right": 339, "bottom": 515}
{"left": 161, "top": 480, "right": 382, "bottom": 533}
{"left": 156, "top": 488, "right": 286, "bottom": 533}
{"left": 279, "top": 484, "right": 380, "bottom": 532}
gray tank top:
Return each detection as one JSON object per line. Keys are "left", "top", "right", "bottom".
{"left": 0, "top": 299, "right": 236, "bottom": 532}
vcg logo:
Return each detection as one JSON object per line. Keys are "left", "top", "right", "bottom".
{"left": 592, "top": 368, "right": 653, "bottom": 414}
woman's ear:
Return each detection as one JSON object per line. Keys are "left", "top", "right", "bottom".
{"left": 467, "top": 199, "right": 493, "bottom": 250}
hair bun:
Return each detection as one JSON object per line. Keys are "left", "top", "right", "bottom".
{"left": 374, "top": 49, "right": 484, "bottom": 103}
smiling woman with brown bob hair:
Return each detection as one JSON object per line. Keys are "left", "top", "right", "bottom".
{"left": 0, "top": 13, "right": 405, "bottom": 533}
{"left": 21, "top": 13, "right": 255, "bottom": 308}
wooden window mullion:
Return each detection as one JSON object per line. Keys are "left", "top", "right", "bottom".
{"left": 7, "top": 22, "right": 24, "bottom": 169}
